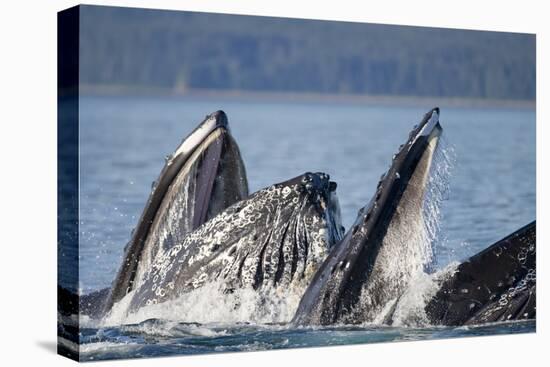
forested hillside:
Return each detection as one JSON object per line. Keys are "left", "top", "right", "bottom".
{"left": 79, "top": 5, "right": 536, "bottom": 100}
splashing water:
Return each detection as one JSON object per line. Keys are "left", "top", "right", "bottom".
{"left": 390, "top": 262, "right": 459, "bottom": 327}
{"left": 385, "top": 137, "right": 456, "bottom": 326}
{"left": 423, "top": 136, "right": 456, "bottom": 271}
{"left": 102, "top": 279, "right": 307, "bottom": 327}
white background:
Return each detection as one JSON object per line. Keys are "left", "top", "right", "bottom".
{"left": 0, "top": 0, "right": 547, "bottom": 365}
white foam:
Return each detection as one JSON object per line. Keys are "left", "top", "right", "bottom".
{"left": 101, "top": 289, "right": 138, "bottom": 327}
{"left": 80, "top": 341, "right": 140, "bottom": 355}
{"left": 120, "top": 319, "right": 229, "bottom": 337}
{"left": 102, "top": 280, "right": 305, "bottom": 327}
{"left": 391, "top": 262, "right": 458, "bottom": 326}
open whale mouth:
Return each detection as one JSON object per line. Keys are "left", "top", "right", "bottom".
{"left": 105, "top": 111, "right": 248, "bottom": 312}
{"left": 292, "top": 108, "right": 443, "bottom": 325}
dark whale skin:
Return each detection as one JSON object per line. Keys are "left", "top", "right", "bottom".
{"left": 425, "top": 221, "right": 536, "bottom": 326}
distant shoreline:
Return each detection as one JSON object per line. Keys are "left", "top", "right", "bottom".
{"left": 79, "top": 85, "right": 536, "bottom": 110}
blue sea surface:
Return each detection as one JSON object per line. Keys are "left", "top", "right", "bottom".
{"left": 75, "top": 319, "right": 535, "bottom": 362}
{"left": 64, "top": 95, "right": 535, "bottom": 360}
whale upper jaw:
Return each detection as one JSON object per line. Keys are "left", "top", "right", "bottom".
{"left": 292, "top": 108, "right": 443, "bottom": 326}
{"left": 124, "top": 171, "right": 345, "bottom": 314}
{"left": 104, "top": 110, "right": 248, "bottom": 313}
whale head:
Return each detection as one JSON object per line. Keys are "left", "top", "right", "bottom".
{"left": 105, "top": 110, "right": 248, "bottom": 312}
{"left": 293, "top": 108, "right": 443, "bottom": 325}
{"left": 126, "top": 172, "right": 345, "bottom": 313}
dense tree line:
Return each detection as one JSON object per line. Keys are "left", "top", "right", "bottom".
{"left": 79, "top": 5, "right": 535, "bottom": 100}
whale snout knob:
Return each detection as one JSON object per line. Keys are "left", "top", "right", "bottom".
{"left": 300, "top": 172, "right": 333, "bottom": 195}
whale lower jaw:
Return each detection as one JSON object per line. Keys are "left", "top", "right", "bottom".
{"left": 104, "top": 111, "right": 248, "bottom": 314}
{"left": 344, "top": 133, "right": 441, "bottom": 324}
{"left": 132, "top": 127, "right": 248, "bottom": 287}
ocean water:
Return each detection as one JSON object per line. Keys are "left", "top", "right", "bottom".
{"left": 66, "top": 95, "right": 535, "bottom": 360}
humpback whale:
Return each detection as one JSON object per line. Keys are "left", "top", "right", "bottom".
{"left": 424, "top": 221, "right": 536, "bottom": 325}
{"left": 69, "top": 107, "right": 535, "bottom": 329}
{"left": 125, "top": 172, "right": 344, "bottom": 313}
{"left": 104, "top": 111, "right": 249, "bottom": 313}
{"left": 292, "top": 108, "right": 443, "bottom": 326}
